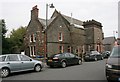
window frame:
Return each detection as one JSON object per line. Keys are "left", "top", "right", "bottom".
{"left": 59, "top": 45, "right": 64, "bottom": 53}
{"left": 58, "top": 32, "right": 63, "bottom": 41}
{"left": 0, "top": 56, "right": 6, "bottom": 62}
{"left": 6, "top": 55, "right": 20, "bottom": 61}
{"left": 19, "top": 55, "right": 31, "bottom": 61}
{"left": 33, "top": 34, "right": 36, "bottom": 42}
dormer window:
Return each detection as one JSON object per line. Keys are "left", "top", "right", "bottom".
{"left": 58, "top": 32, "right": 63, "bottom": 41}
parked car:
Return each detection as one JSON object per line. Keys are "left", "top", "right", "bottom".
{"left": 84, "top": 51, "right": 103, "bottom": 61}
{"left": 0, "top": 54, "right": 44, "bottom": 78}
{"left": 46, "top": 53, "right": 82, "bottom": 68}
{"left": 106, "top": 45, "right": 120, "bottom": 81}
{"left": 102, "top": 51, "right": 111, "bottom": 58}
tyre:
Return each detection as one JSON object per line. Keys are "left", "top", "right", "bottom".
{"left": 50, "top": 65, "right": 54, "bottom": 68}
{"left": 95, "top": 58, "right": 97, "bottom": 61}
{"left": 34, "top": 64, "right": 42, "bottom": 72}
{"left": 101, "top": 57, "right": 104, "bottom": 60}
{"left": 1, "top": 68, "right": 10, "bottom": 78}
{"left": 78, "top": 60, "right": 82, "bottom": 65}
{"left": 61, "top": 61, "right": 66, "bottom": 68}
{"left": 106, "top": 77, "right": 112, "bottom": 82}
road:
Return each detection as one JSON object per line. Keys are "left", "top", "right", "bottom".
{"left": 2, "top": 59, "right": 107, "bottom": 80}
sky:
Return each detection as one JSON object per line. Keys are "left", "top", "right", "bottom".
{"left": 0, "top": 0, "right": 119, "bottom": 38}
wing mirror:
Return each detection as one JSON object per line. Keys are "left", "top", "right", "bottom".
{"left": 30, "top": 59, "right": 32, "bottom": 61}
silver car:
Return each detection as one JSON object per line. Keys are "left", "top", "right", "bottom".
{"left": 0, "top": 54, "right": 44, "bottom": 78}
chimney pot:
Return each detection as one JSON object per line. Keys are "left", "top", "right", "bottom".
{"left": 31, "top": 5, "right": 39, "bottom": 20}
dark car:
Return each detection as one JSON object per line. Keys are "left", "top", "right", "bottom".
{"left": 106, "top": 46, "right": 120, "bottom": 81}
{"left": 102, "top": 51, "right": 111, "bottom": 58}
{"left": 84, "top": 51, "right": 103, "bottom": 61}
{"left": 46, "top": 53, "right": 82, "bottom": 68}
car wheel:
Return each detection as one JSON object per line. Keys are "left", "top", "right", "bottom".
{"left": 106, "top": 77, "right": 111, "bottom": 82}
{"left": 61, "top": 61, "right": 66, "bottom": 68}
{"left": 101, "top": 57, "right": 104, "bottom": 60}
{"left": 78, "top": 60, "right": 82, "bottom": 65}
{"left": 34, "top": 64, "right": 42, "bottom": 72}
{"left": 95, "top": 58, "right": 97, "bottom": 61}
{"left": 1, "top": 68, "right": 10, "bottom": 78}
{"left": 50, "top": 65, "right": 54, "bottom": 68}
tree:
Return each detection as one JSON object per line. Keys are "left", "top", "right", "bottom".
{"left": 0, "top": 19, "right": 26, "bottom": 54}
{"left": 0, "top": 19, "right": 9, "bottom": 54}
{"left": 9, "top": 26, "right": 26, "bottom": 53}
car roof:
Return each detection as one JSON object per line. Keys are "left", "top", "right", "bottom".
{"left": 0, "top": 54, "right": 21, "bottom": 57}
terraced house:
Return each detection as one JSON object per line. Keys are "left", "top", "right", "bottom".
{"left": 24, "top": 5, "right": 104, "bottom": 58}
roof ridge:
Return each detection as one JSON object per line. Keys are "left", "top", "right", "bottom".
{"left": 62, "top": 14, "right": 83, "bottom": 22}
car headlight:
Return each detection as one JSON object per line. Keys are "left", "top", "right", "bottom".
{"left": 106, "top": 64, "right": 112, "bottom": 69}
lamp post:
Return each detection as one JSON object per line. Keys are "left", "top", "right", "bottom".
{"left": 44, "top": 3, "right": 54, "bottom": 59}
{"left": 46, "top": 3, "right": 54, "bottom": 29}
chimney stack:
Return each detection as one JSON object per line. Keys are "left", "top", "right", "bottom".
{"left": 31, "top": 5, "right": 39, "bottom": 20}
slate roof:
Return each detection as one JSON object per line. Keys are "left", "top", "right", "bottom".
{"left": 38, "top": 17, "right": 56, "bottom": 27}
{"left": 103, "top": 37, "right": 116, "bottom": 45}
{"left": 38, "top": 18, "right": 46, "bottom": 27}
{"left": 38, "top": 10, "right": 84, "bottom": 29}
{"left": 62, "top": 14, "right": 83, "bottom": 26}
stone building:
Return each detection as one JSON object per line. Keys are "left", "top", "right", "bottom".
{"left": 46, "top": 10, "right": 85, "bottom": 57}
{"left": 83, "top": 20, "right": 104, "bottom": 53}
{"left": 24, "top": 5, "right": 104, "bottom": 58}
{"left": 24, "top": 5, "right": 45, "bottom": 57}
{"left": 103, "top": 37, "right": 116, "bottom": 51}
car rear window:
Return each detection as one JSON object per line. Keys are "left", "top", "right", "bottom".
{"left": 110, "top": 46, "right": 120, "bottom": 58}
{"left": 49, "top": 54, "right": 61, "bottom": 58}
{"left": 54, "top": 54, "right": 62, "bottom": 57}
{"left": 91, "top": 51, "right": 99, "bottom": 54}
{"left": 0, "top": 56, "right": 6, "bottom": 62}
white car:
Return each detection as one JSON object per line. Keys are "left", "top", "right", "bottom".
{"left": 0, "top": 54, "right": 44, "bottom": 78}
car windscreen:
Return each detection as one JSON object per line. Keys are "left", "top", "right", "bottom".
{"left": 110, "top": 46, "right": 120, "bottom": 58}
{"left": 0, "top": 56, "right": 6, "bottom": 62}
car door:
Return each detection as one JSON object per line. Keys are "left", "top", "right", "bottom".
{"left": 19, "top": 55, "right": 34, "bottom": 70}
{"left": 6, "top": 55, "right": 21, "bottom": 72}
{"left": 69, "top": 53, "right": 78, "bottom": 64}
{"left": 96, "top": 52, "right": 101, "bottom": 60}
{"left": 64, "top": 53, "right": 72, "bottom": 65}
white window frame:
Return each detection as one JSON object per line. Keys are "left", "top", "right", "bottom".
{"left": 58, "top": 32, "right": 63, "bottom": 41}
{"left": 30, "top": 46, "right": 32, "bottom": 57}
{"left": 68, "top": 46, "right": 71, "bottom": 53}
{"left": 30, "top": 46, "right": 36, "bottom": 57}
{"left": 29, "top": 35, "right": 32, "bottom": 42}
{"left": 33, "top": 34, "right": 36, "bottom": 42}
{"left": 59, "top": 46, "right": 64, "bottom": 53}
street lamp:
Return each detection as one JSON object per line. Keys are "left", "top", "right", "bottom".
{"left": 46, "top": 3, "right": 54, "bottom": 29}
{"left": 44, "top": 3, "right": 55, "bottom": 59}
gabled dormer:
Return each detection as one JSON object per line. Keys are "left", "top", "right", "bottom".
{"left": 51, "top": 9, "right": 59, "bottom": 19}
